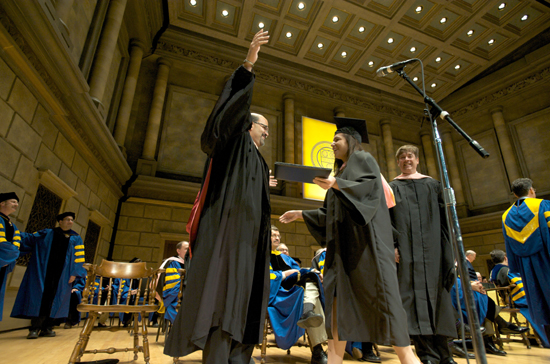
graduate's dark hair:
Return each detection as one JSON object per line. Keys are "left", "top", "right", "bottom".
{"left": 490, "top": 249, "right": 506, "bottom": 264}
{"left": 511, "top": 178, "right": 533, "bottom": 197}
{"left": 333, "top": 133, "right": 363, "bottom": 176}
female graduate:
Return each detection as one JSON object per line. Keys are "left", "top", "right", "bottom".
{"left": 280, "top": 118, "right": 420, "bottom": 364}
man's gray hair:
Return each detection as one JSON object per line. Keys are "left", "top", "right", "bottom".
{"left": 177, "top": 241, "right": 189, "bottom": 250}
{"left": 511, "top": 178, "right": 533, "bottom": 198}
{"left": 465, "top": 250, "right": 476, "bottom": 257}
{"left": 271, "top": 225, "right": 279, "bottom": 232}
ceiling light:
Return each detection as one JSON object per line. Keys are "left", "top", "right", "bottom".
{"left": 387, "top": 37, "right": 394, "bottom": 44}
{"left": 358, "top": 26, "right": 365, "bottom": 33}
{"left": 317, "top": 43, "right": 324, "bottom": 49}
{"left": 440, "top": 17, "right": 447, "bottom": 24}
{"left": 368, "top": 61, "right": 374, "bottom": 67}
{"left": 435, "top": 57, "right": 441, "bottom": 62}
{"left": 498, "top": 3, "right": 506, "bottom": 10}
{"left": 413, "top": 77, "right": 419, "bottom": 81}
{"left": 341, "top": 51, "right": 347, "bottom": 58}
{"left": 488, "top": 38, "right": 495, "bottom": 45}
{"left": 431, "top": 83, "right": 437, "bottom": 88}
{"left": 258, "top": 22, "right": 265, "bottom": 29}
{"left": 521, "top": 14, "right": 529, "bottom": 21}
{"left": 297, "top": 2, "right": 305, "bottom": 10}
{"left": 455, "top": 64, "right": 461, "bottom": 70}
{"left": 286, "top": 32, "right": 293, "bottom": 38}
{"left": 410, "top": 46, "right": 416, "bottom": 53}
{"left": 189, "top": 0, "right": 197, "bottom": 6}
{"left": 467, "top": 29, "right": 474, "bottom": 37}
{"left": 415, "top": 6, "right": 423, "bottom": 13}
{"left": 332, "top": 16, "right": 339, "bottom": 23}
{"left": 221, "top": 9, "right": 229, "bottom": 17}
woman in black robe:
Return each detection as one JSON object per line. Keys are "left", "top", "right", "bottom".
{"left": 280, "top": 122, "right": 420, "bottom": 364}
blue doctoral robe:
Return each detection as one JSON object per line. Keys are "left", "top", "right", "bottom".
{"left": 451, "top": 277, "right": 488, "bottom": 325}
{"left": 11, "top": 229, "right": 85, "bottom": 319}
{"left": 0, "top": 219, "right": 21, "bottom": 321}
{"left": 268, "top": 251, "right": 324, "bottom": 350}
{"left": 162, "top": 259, "right": 185, "bottom": 323}
{"left": 502, "top": 197, "right": 550, "bottom": 347}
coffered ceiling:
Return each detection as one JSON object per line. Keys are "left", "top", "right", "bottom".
{"left": 166, "top": 0, "right": 550, "bottom": 102}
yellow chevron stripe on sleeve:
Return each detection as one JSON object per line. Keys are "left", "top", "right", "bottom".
{"left": 75, "top": 245, "right": 84, "bottom": 250}
{"left": 165, "top": 274, "right": 180, "bottom": 282}
{"left": 163, "top": 281, "right": 178, "bottom": 291}
{"left": 511, "top": 277, "right": 521, "bottom": 283}
{"left": 270, "top": 273, "right": 276, "bottom": 280}
{"left": 512, "top": 290, "right": 526, "bottom": 300}
{"left": 544, "top": 211, "right": 550, "bottom": 219}
{"left": 13, "top": 242, "right": 20, "bottom": 247}
{"left": 511, "top": 283, "right": 523, "bottom": 295}
{"left": 74, "top": 258, "right": 85, "bottom": 263}
{"left": 13, "top": 236, "right": 21, "bottom": 241}
{"left": 75, "top": 251, "right": 85, "bottom": 256}
{"left": 0, "top": 232, "right": 5, "bottom": 237}
{"left": 0, "top": 238, "right": 7, "bottom": 243}
{"left": 166, "top": 268, "right": 178, "bottom": 273}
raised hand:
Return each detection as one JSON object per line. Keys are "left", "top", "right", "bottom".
{"left": 279, "top": 210, "right": 302, "bottom": 223}
{"left": 269, "top": 170, "right": 278, "bottom": 187}
{"left": 313, "top": 175, "right": 338, "bottom": 190}
{"left": 244, "top": 30, "right": 269, "bottom": 71}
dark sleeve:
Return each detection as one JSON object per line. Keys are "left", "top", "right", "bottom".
{"left": 303, "top": 204, "right": 328, "bottom": 248}
{"left": 201, "top": 66, "right": 255, "bottom": 156}
{"left": 332, "top": 152, "right": 382, "bottom": 226}
{"left": 496, "top": 266, "right": 511, "bottom": 287}
{"left": 436, "top": 181, "right": 455, "bottom": 291}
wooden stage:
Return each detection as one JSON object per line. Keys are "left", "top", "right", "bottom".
{"left": 0, "top": 324, "right": 548, "bottom": 364}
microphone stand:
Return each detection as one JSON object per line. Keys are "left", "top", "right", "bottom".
{"left": 395, "top": 67, "right": 489, "bottom": 364}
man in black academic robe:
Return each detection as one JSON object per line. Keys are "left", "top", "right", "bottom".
{"left": 389, "top": 145, "right": 457, "bottom": 364}
{"left": 164, "top": 30, "right": 274, "bottom": 364}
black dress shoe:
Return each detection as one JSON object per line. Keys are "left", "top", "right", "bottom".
{"left": 297, "top": 310, "right": 323, "bottom": 329}
{"left": 421, "top": 360, "right": 436, "bottom": 364}
{"left": 361, "top": 351, "right": 382, "bottom": 363}
{"left": 310, "top": 344, "right": 327, "bottom": 364}
{"left": 39, "top": 328, "right": 56, "bottom": 337}
{"left": 485, "top": 341, "right": 507, "bottom": 356}
{"left": 499, "top": 323, "right": 529, "bottom": 335}
{"left": 449, "top": 342, "right": 475, "bottom": 359}
{"left": 27, "top": 330, "right": 39, "bottom": 339}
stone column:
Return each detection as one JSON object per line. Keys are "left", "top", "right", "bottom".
{"left": 88, "top": 0, "right": 128, "bottom": 113}
{"left": 380, "top": 119, "right": 397, "bottom": 179}
{"left": 420, "top": 128, "right": 438, "bottom": 177}
{"left": 441, "top": 129, "right": 468, "bottom": 217}
{"left": 138, "top": 58, "right": 171, "bottom": 175}
{"left": 283, "top": 93, "right": 296, "bottom": 196}
{"left": 334, "top": 106, "right": 345, "bottom": 118}
{"left": 491, "top": 106, "right": 521, "bottom": 183}
{"left": 113, "top": 39, "right": 145, "bottom": 150}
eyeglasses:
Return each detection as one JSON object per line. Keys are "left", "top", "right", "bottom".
{"left": 253, "top": 120, "right": 269, "bottom": 132}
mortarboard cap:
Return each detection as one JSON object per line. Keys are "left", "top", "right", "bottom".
{"left": 56, "top": 211, "right": 76, "bottom": 221}
{"left": 0, "top": 192, "right": 19, "bottom": 203}
{"left": 334, "top": 117, "right": 369, "bottom": 144}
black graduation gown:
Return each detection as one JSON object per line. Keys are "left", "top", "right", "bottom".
{"left": 164, "top": 66, "right": 271, "bottom": 357}
{"left": 389, "top": 178, "right": 456, "bottom": 338}
{"left": 302, "top": 151, "right": 410, "bottom": 346}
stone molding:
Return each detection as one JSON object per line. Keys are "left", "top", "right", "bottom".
{"left": 451, "top": 67, "right": 550, "bottom": 117}
{"left": 156, "top": 41, "right": 423, "bottom": 123}
{"left": 38, "top": 169, "right": 78, "bottom": 202}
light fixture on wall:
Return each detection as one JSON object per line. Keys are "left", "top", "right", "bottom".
{"left": 435, "top": 57, "right": 441, "bottom": 63}
{"left": 341, "top": 51, "right": 347, "bottom": 58}
{"left": 286, "top": 31, "right": 293, "bottom": 39}
{"left": 387, "top": 37, "right": 394, "bottom": 44}
{"left": 431, "top": 83, "right": 437, "bottom": 88}
{"left": 498, "top": 3, "right": 506, "bottom": 10}
{"left": 413, "top": 77, "right": 419, "bottom": 81}
{"left": 189, "top": 0, "right": 197, "bottom": 6}
{"left": 317, "top": 43, "right": 324, "bottom": 49}
{"left": 521, "top": 14, "right": 529, "bottom": 21}
{"left": 221, "top": 9, "right": 229, "bottom": 17}
{"left": 455, "top": 64, "right": 461, "bottom": 70}
{"left": 258, "top": 22, "right": 265, "bottom": 29}
{"left": 488, "top": 38, "right": 495, "bottom": 45}
{"left": 332, "top": 16, "right": 339, "bottom": 23}
{"left": 440, "top": 17, "right": 447, "bottom": 24}
{"left": 415, "top": 6, "right": 423, "bottom": 13}
{"left": 410, "top": 46, "right": 416, "bottom": 53}
{"left": 358, "top": 26, "right": 365, "bottom": 33}
{"left": 297, "top": 2, "right": 306, "bottom": 10}
{"left": 368, "top": 61, "right": 374, "bottom": 67}
{"left": 467, "top": 29, "right": 474, "bottom": 37}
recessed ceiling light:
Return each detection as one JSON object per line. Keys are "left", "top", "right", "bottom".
{"left": 368, "top": 61, "right": 374, "bottom": 67}
{"left": 317, "top": 43, "right": 324, "bottom": 49}
{"left": 341, "top": 51, "right": 347, "bottom": 58}
{"left": 521, "top": 14, "right": 529, "bottom": 21}
{"left": 387, "top": 37, "right": 394, "bottom": 44}
{"left": 488, "top": 38, "right": 495, "bottom": 45}
{"left": 435, "top": 57, "right": 441, "bottom": 62}
{"left": 413, "top": 77, "right": 419, "bottom": 82}
{"left": 332, "top": 16, "right": 339, "bottom": 23}
{"left": 455, "top": 64, "right": 461, "bottom": 70}
{"left": 258, "top": 22, "right": 265, "bottom": 29}
{"left": 297, "top": 2, "right": 306, "bottom": 10}
{"left": 358, "top": 26, "right": 365, "bottom": 33}
{"left": 221, "top": 9, "right": 229, "bottom": 17}
{"left": 286, "top": 32, "right": 293, "bottom": 39}
{"left": 189, "top": 0, "right": 197, "bottom": 6}
{"left": 498, "top": 3, "right": 506, "bottom": 10}
{"left": 410, "top": 46, "right": 416, "bottom": 53}
{"left": 440, "top": 17, "right": 447, "bottom": 24}
{"left": 415, "top": 6, "right": 423, "bottom": 13}
{"left": 431, "top": 83, "right": 437, "bottom": 88}
{"left": 467, "top": 29, "right": 474, "bottom": 37}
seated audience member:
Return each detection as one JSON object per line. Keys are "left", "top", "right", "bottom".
{"left": 0, "top": 192, "right": 21, "bottom": 322}
{"left": 269, "top": 226, "right": 327, "bottom": 364}
{"left": 490, "top": 249, "right": 550, "bottom": 347}
{"left": 158, "top": 241, "right": 188, "bottom": 324}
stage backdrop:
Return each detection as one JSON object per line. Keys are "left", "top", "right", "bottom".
{"left": 302, "top": 116, "right": 337, "bottom": 201}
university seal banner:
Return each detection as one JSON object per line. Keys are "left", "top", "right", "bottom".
{"left": 302, "top": 116, "right": 336, "bottom": 201}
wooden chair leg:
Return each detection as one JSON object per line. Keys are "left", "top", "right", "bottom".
{"left": 133, "top": 313, "right": 140, "bottom": 360}
{"left": 261, "top": 316, "right": 268, "bottom": 364}
{"left": 141, "top": 311, "right": 151, "bottom": 364}
{"left": 69, "top": 314, "right": 97, "bottom": 364}
{"left": 493, "top": 321, "right": 504, "bottom": 350}
{"left": 373, "top": 343, "right": 380, "bottom": 357}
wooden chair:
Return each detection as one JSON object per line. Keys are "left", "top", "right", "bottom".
{"left": 68, "top": 260, "right": 162, "bottom": 364}
{"left": 486, "top": 284, "right": 542, "bottom": 349}
{"left": 258, "top": 312, "right": 310, "bottom": 364}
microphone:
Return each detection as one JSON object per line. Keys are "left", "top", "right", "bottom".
{"left": 376, "top": 59, "right": 417, "bottom": 77}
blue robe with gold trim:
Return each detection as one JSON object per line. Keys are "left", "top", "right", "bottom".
{"left": 502, "top": 198, "right": 550, "bottom": 347}
{"left": 11, "top": 229, "right": 85, "bottom": 319}
{"left": 163, "top": 260, "right": 185, "bottom": 323}
{"left": 0, "top": 219, "right": 21, "bottom": 320}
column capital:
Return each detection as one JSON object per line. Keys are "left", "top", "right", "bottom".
{"left": 490, "top": 105, "right": 503, "bottom": 115}
{"left": 157, "top": 57, "right": 172, "bottom": 68}
{"left": 130, "top": 38, "right": 146, "bottom": 51}
{"left": 283, "top": 92, "right": 295, "bottom": 101}
{"left": 379, "top": 118, "right": 391, "bottom": 126}
{"left": 333, "top": 106, "right": 346, "bottom": 116}
{"left": 419, "top": 128, "right": 432, "bottom": 137}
